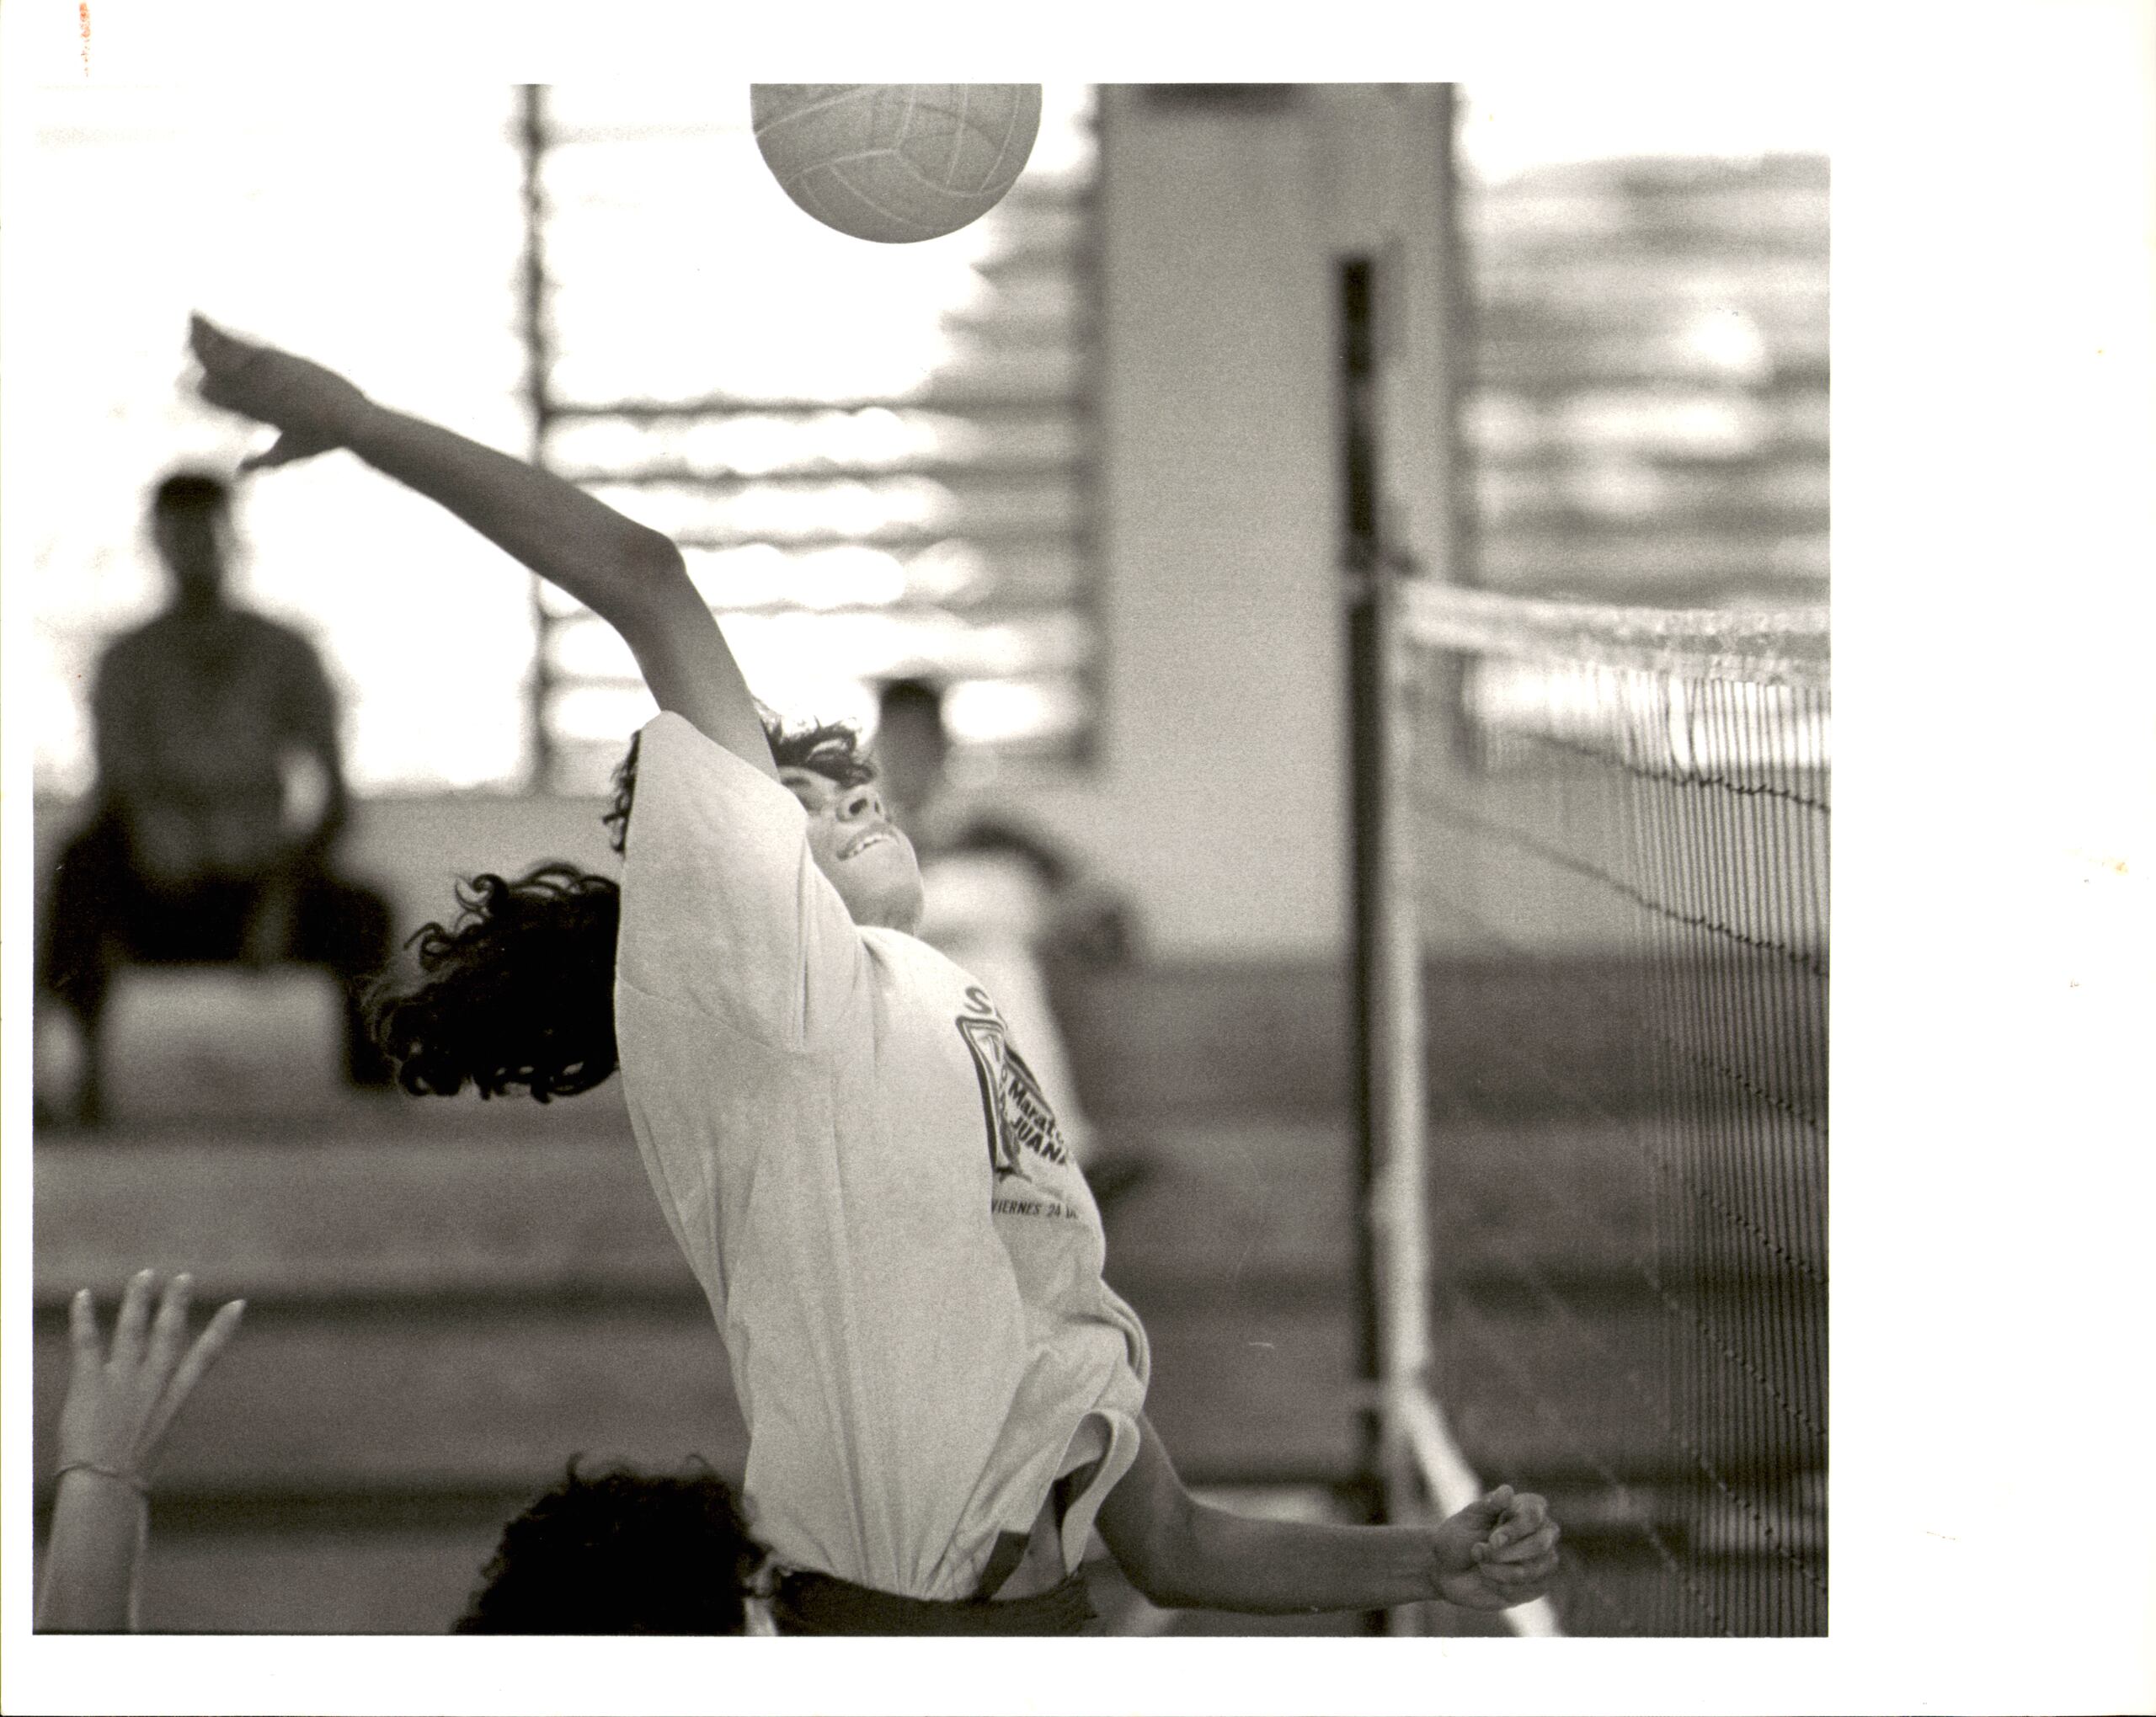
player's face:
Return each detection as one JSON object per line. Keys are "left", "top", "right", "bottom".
{"left": 782, "top": 767, "right": 924, "bottom": 934}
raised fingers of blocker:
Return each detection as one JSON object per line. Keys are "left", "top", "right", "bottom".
{"left": 72, "top": 1272, "right": 245, "bottom": 1443}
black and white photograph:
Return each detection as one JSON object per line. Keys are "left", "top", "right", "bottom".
{"left": 3, "top": 5, "right": 2150, "bottom": 1714}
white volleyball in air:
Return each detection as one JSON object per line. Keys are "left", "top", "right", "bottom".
{"left": 750, "top": 83, "right": 1044, "bottom": 243}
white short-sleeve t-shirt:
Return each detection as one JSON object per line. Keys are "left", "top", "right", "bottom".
{"left": 613, "top": 713, "right": 1150, "bottom": 1602}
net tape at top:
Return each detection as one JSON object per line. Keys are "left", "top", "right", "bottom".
{"left": 1401, "top": 583, "right": 1829, "bottom": 691}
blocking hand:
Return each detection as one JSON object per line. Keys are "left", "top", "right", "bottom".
{"left": 1430, "top": 1485, "right": 1561, "bottom": 1611}
{"left": 189, "top": 313, "right": 370, "bottom": 472}
{"left": 58, "top": 1271, "right": 245, "bottom": 1490}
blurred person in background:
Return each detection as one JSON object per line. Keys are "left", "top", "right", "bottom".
{"left": 874, "top": 676, "right": 1150, "bottom": 1210}
{"left": 36, "top": 470, "right": 396, "bottom": 1127}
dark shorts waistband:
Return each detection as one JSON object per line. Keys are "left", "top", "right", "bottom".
{"left": 771, "top": 1568, "right": 1097, "bottom": 1636}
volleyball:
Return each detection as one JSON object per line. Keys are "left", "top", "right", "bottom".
{"left": 749, "top": 84, "right": 1043, "bottom": 244}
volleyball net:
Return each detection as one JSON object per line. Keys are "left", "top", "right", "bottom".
{"left": 1369, "top": 582, "right": 1828, "bottom": 1637}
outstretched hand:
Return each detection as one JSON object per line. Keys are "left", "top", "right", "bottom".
{"left": 189, "top": 314, "right": 371, "bottom": 472}
{"left": 40, "top": 1272, "right": 244, "bottom": 1630}
{"left": 1430, "top": 1485, "right": 1561, "bottom": 1611}
{"left": 58, "top": 1269, "right": 245, "bottom": 1490}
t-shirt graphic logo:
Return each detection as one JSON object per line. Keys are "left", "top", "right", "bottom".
{"left": 956, "top": 985, "right": 1071, "bottom": 1183}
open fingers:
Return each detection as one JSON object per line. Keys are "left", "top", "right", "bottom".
{"left": 142, "top": 1299, "right": 245, "bottom": 1453}
{"left": 108, "top": 1269, "right": 157, "bottom": 1371}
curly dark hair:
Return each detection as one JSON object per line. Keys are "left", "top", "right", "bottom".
{"left": 454, "top": 1459, "right": 760, "bottom": 1634}
{"left": 368, "top": 864, "right": 621, "bottom": 1102}
{"left": 376, "top": 712, "right": 878, "bottom": 1101}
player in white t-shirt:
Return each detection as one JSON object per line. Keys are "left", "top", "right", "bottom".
{"left": 186, "top": 316, "right": 1559, "bottom": 1634}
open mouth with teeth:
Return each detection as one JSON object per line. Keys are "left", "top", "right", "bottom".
{"left": 841, "top": 828, "right": 896, "bottom": 861}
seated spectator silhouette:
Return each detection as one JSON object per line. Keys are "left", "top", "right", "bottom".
{"left": 873, "top": 676, "right": 1149, "bottom": 1208}
{"left": 38, "top": 471, "right": 393, "bottom": 1125}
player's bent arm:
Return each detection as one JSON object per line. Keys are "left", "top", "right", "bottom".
{"left": 337, "top": 403, "right": 777, "bottom": 778}
{"left": 1095, "top": 1415, "right": 1448, "bottom": 1615}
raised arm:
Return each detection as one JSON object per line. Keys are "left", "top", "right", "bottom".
{"left": 37, "top": 1272, "right": 244, "bottom": 1632}
{"left": 1093, "top": 1414, "right": 1559, "bottom": 1618}
{"left": 188, "top": 315, "right": 776, "bottom": 779}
